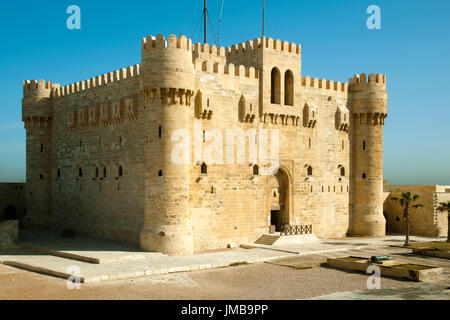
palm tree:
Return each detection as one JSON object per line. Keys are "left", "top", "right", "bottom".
{"left": 390, "top": 192, "right": 424, "bottom": 246}
{"left": 436, "top": 201, "right": 450, "bottom": 243}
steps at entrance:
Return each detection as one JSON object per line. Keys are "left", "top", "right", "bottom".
{"left": 255, "top": 235, "right": 280, "bottom": 245}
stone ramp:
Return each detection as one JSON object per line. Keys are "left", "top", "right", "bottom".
{"left": 0, "top": 247, "right": 294, "bottom": 283}
{"left": 18, "top": 229, "right": 162, "bottom": 264}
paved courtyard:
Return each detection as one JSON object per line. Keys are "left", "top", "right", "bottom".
{"left": 1, "top": 245, "right": 449, "bottom": 300}
{"left": 0, "top": 230, "right": 445, "bottom": 282}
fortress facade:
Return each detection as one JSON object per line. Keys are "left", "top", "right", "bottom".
{"left": 22, "top": 34, "right": 388, "bottom": 255}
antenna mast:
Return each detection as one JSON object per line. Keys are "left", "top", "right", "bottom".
{"left": 217, "top": 0, "right": 225, "bottom": 46}
{"left": 262, "top": 0, "right": 265, "bottom": 37}
{"left": 203, "top": 0, "right": 208, "bottom": 43}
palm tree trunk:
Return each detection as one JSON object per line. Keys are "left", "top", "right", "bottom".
{"left": 447, "top": 211, "right": 450, "bottom": 243}
{"left": 404, "top": 205, "right": 410, "bottom": 247}
{"left": 405, "top": 218, "right": 410, "bottom": 246}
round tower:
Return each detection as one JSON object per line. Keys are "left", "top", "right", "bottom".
{"left": 139, "top": 34, "right": 195, "bottom": 255}
{"left": 349, "top": 73, "right": 388, "bottom": 237}
{"left": 22, "top": 79, "right": 54, "bottom": 228}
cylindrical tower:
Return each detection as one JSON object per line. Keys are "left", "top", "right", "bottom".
{"left": 22, "top": 79, "right": 54, "bottom": 228}
{"left": 349, "top": 73, "right": 388, "bottom": 237}
{"left": 139, "top": 34, "right": 195, "bottom": 255}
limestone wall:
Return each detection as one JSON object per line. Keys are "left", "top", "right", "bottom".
{"left": 384, "top": 184, "right": 450, "bottom": 237}
{"left": 0, "top": 183, "right": 26, "bottom": 221}
{"left": 21, "top": 33, "right": 387, "bottom": 254}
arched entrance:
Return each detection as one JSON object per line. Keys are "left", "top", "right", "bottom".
{"left": 268, "top": 168, "right": 290, "bottom": 232}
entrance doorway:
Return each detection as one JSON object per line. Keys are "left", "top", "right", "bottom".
{"left": 268, "top": 168, "right": 290, "bottom": 232}
{"left": 271, "top": 210, "right": 281, "bottom": 231}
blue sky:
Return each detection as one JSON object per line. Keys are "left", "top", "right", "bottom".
{"left": 0, "top": 0, "right": 449, "bottom": 185}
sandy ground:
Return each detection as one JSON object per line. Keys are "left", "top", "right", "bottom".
{"left": 0, "top": 257, "right": 419, "bottom": 300}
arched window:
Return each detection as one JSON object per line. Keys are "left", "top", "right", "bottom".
{"left": 118, "top": 165, "right": 123, "bottom": 177}
{"left": 103, "top": 167, "right": 107, "bottom": 178}
{"left": 271, "top": 67, "right": 281, "bottom": 104}
{"left": 201, "top": 163, "right": 207, "bottom": 175}
{"left": 340, "top": 167, "right": 345, "bottom": 177}
{"left": 158, "top": 170, "right": 163, "bottom": 177}
{"left": 284, "top": 70, "right": 294, "bottom": 106}
{"left": 78, "top": 168, "right": 83, "bottom": 178}
{"left": 363, "top": 140, "right": 366, "bottom": 150}
{"left": 362, "top": 173, "right": 367, "bottom": 179}
{"left": 253, "top": 165, "right": 259, "bottom": 175}
{"left": 307, "top": 166, "right": 313, "bottom": 176}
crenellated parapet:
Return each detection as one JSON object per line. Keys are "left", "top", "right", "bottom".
{"left": 349, "top": 73, "right": 386, "bottom": 89}
{"left": 54, "top": 64, "right": 140, "bottom": 99}
{"left": 22, "top": 79, "right": 55, "bottom": 128}
{"left": 141, "top": 34, "right": 195, "bottom": 92}
{"left": 301, "top": 76, "right": 348, "bottom": 99}
{"left": 224, "top": 36, "right": 301, "bottom": 57}
{"left": 349, "top": 73, "right": 387, "bottom": 124}
{"left": 194, "top": 59, "right": 259, "bottom": 80}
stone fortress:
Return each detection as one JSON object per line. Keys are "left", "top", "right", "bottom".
{"left": 20, "top": 33, "right": 389, "bottom": 255}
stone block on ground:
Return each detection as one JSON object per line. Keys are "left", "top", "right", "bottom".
{"left": 0, "top": 220, "right": 18, "bottom": 241}
{"left": 0, "top": 231, "right": 13, "bottom": 246}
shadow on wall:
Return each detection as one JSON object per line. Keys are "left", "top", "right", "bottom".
{"left": 1, "top": 205, "right": 18, "bottom": 221}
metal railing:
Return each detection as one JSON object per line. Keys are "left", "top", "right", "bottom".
{"left": 280, "top": 224, "right": 313, "bottom": 236}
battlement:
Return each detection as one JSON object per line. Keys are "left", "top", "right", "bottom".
{"left": 142, "top": 34, "right": 192, "bottom": 51}
{"left": 194, "top": 59, "right": 259, "bottom": 80}
{"left": 194, "top": 42, "right": 227, "bottom": 58}
{"left": 224, "top": 36, "right": 300, "bottom": 57}
{"left": 349, "top": 73, "right": 386, "bottom": 90}
{"left": 23, "top": 79, "right": 58, "bottom": 94}
{"left": 53, "top": 64, "right": 140, "bottom": 99}
{"left": 301, "top": 76, "right": 348, "bottom": 98}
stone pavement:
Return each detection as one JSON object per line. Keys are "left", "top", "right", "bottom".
{"left": 305, "top": 245, "right": 450, "bottom": 299}
{"left": 243, "top": 234, "right": 447, "bottom": 254}
{"left": 0, "top": 229, "right": 447, "bottom": 283}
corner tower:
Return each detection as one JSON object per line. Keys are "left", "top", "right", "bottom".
{"left": 349, "top": 73, "right": 388, "bottom": 237}
{"left": 139, "top": 34, "right": 195, "bottom": 255}
{"left": 22, "top": 79, "right": 54, "bottom": 227}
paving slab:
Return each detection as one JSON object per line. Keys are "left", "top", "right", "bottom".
{"left": 18, "top": 229, "right": 159, "bottom": 264}
{"left": 0, "top": 247, "right": 294, "bottom": 283}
